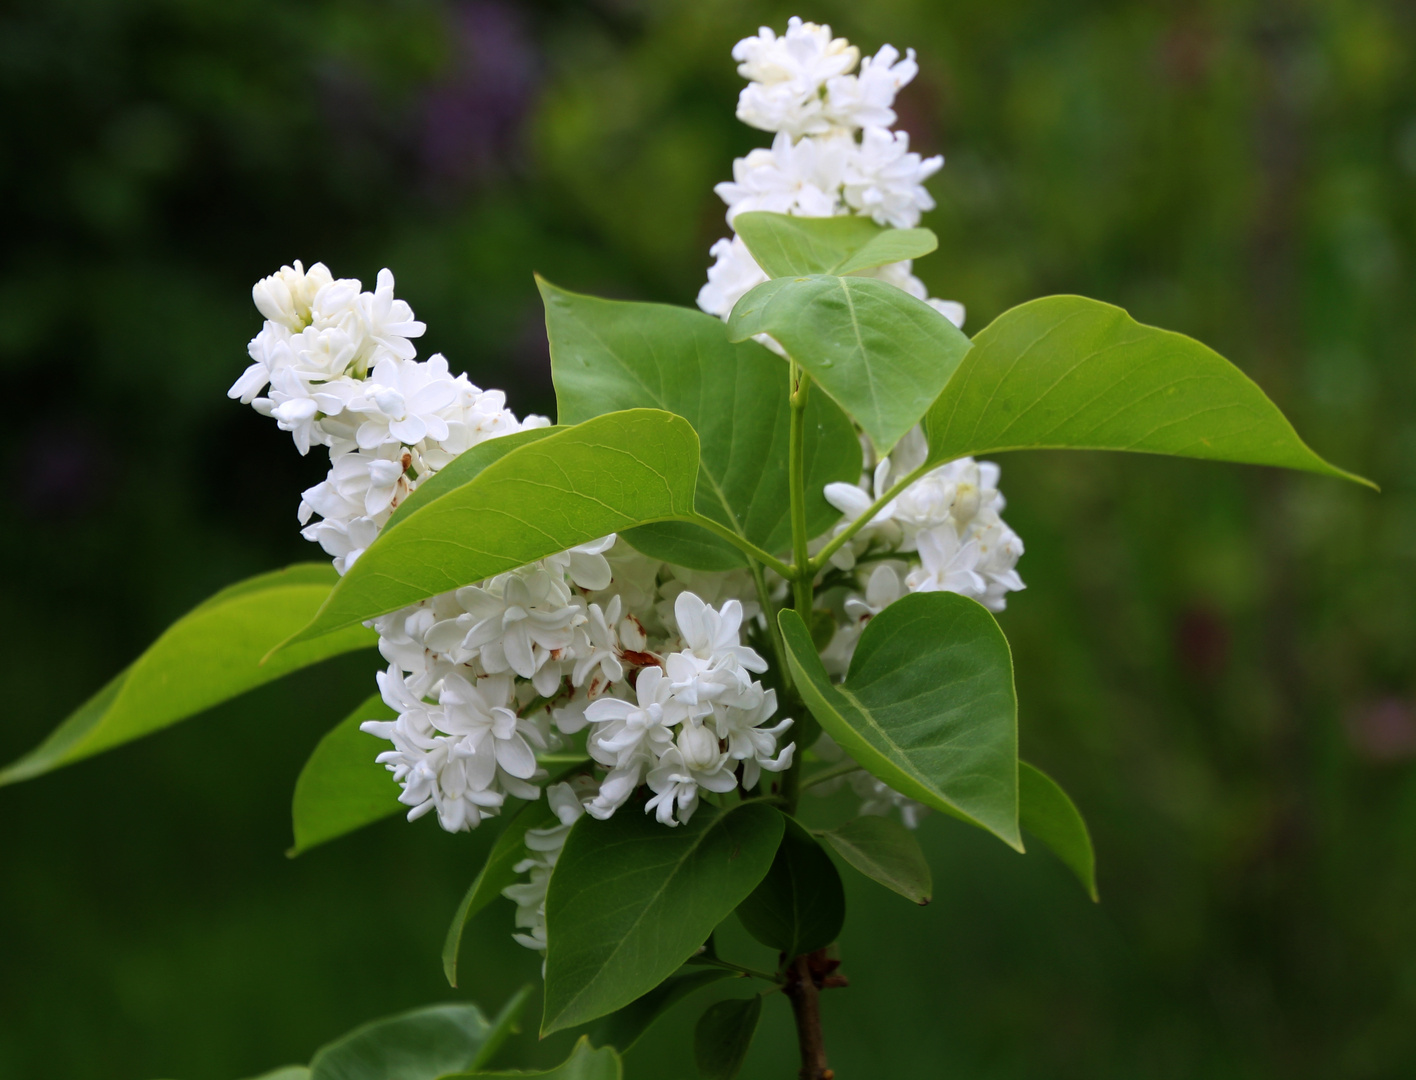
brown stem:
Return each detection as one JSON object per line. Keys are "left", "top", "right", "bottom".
{"left": 784, "top": 950, "right": 846, "bottom": 1079}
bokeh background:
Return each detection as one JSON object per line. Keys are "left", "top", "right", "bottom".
{"left": 2, "top": 1, "right": 1413, "bottom": 1077}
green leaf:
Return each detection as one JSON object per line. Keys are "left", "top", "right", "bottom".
{"left": 728, "top": 274, "right": 972, "bottom": 454}
{"left": 448, "top": 1037, "right": 621, "bottom": 1080}
{"left": 733, "top": 210, "right": 937, "bottom": 277}
{"left": 541, "top": 801, "right": 785, "bottom": 1035}
{"left": 289, "top": 694, "right": 399, "bottom": 856}
{"left": 736, "top": 817, "right": 845, "bottom": 958}
{"left": 385, "top": 427, "right": 564, "bottom": 534}
{"left": 308, "top": 1003, "right": 492, "bottom": 1080}
{"left": 586, "top": 969, "right": 735, "bottom": 1053}
{"left": 818, "top": 814, "right": 933, "bottom": 906}
{"left": 693, "top": 997, "right": 761, "bottom": 1080}
{"left": 0, "top": 565, "right": 376, "bottom": 788}
{"left": 287, "top": 410, "right": 702, "bottom": 642}
{"left": 924, "top": 295, "right": 1373, "bottom": 487}
{"left": 1020, "top": 761, "right": 1098, "bottom": 901}
{"left": 621, "top": 521, "right": 746, "bottom": 571}
{"left": 241, "top": 1069, "right": 310, "bottom": 1080}
{"left": 779, "top": 593, "right": 1021, "bottom": 850}
{"left": 541, "top": 280, "right": 860, "bottom": 566}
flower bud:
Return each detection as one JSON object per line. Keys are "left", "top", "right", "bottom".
{"left": 678, "top": 722, "right": 720, "bottom": 770}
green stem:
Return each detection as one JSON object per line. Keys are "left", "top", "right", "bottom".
{"left": 676, "top": 513, "right": 796, "bottom": 580}
{"left": 800, "top": 759, "right": 863, "bottom": 790}
{"left": 749, "top": 557, "right": 791, "bottom": 690}
{"left": 788, "top": 364, "right": 814, "bottom": 615}
{"left": 689, "top": 954, "right": 784, "bottom": 984}
{"left": 780, "top": 362, "right": 817, "bottom": 816}
{"left": 807, "top": 460, "right": 934, "bottom": 573}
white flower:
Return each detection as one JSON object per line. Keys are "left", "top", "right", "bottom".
{"left": 301, "top": 512, "right": 381, "bottom": 574}
{"left": 733, "top": 18, "right": 859, "bottom": 137}
{"left": 544, "top": 534, "right": 617, "bottom": 591}
{"left": 299, "top": 443, "right": 414, "bottom": 527}
{"left": 715, "top": 131, "right": 849, "bottom": 223}
{"left": 906, "top": 526, "right": 987, "bottom": 599}
{"left": 362, "top": 722, "right": 505, "bottom": 833}
{"left": 843, "top": 126, "right": 943, "bottom": 229}
{"left": 252, "top": 260, "right": 333, "bottom": 333}
{"left": 972, "top": 521, "right": 1026, "bottom": 612}
{"left": 824, "top": 45, "right": 919, "bottom": 131}
{"left": 425, "top": 570, "right": 585, "bottom": 692}
{"left": 367, "top": 664, "right": 440, "bottom": 738}
{"left": 713, "top": 684, "right": 795, "bottom": 790}
{"left": 261, "top": 366, "right": 329, "bottom": 456}
{"left": 351, "top": 354, "right": 459, "bottom": 450}
{"left": 844, "top": 563, "right": 906, "bottom": 622}
{"left": 665, "top": 592, "right": 767, "bottom": 704}
{"left": 584, "top": 666, "right": 687, "bottom": 774}
{"left": 941, "top": 458, "right": 1005, "bottom": 529}
{"left": 644, "top": 737, "right": 737, "bottom": 827}
{"left": 439, "top": 672, "right": 546, "bottom": 781}
{"left": 229, "top": 324, "right": 294, "bottom": 403}
{"left": 733, "top": 18, "right": 858, "bottom": 87}
{"left": 571, "top": 596, "right": 625, "bottom": 694}
{"left": 697, "top": 236, "right": 769, "bottom": 319}
{"left": 354, "top": 268, "right": 426, "bottom": 361}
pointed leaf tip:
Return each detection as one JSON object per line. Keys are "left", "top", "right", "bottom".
{"left": 924, "top": 294, "right": 1375, "bottom": 491}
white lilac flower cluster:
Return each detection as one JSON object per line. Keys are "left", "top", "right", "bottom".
{"left": 232, "top": 262, "right": 794, "bottom": 831}
{"left": 692, "top": 20, "right": 1026, "bottom": 827}
{"left": 697, "top": 16, "right": 964, "bottom": 330}
{"left": 232, "top": 261, "right": 796, "bottom": 957}
{"left": 362, "top": 561, "right": 793, "bottom": 834}
{"left": 229, "top": 260, "right": 535, "bottom": 573}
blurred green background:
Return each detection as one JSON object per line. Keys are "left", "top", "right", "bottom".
{"left": 2, "top": 0, "right": 1413, "bottom": 1077}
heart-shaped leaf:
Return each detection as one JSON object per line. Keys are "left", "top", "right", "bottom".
{"left": 728, "top": 275, "right": 971, "bottom": 455}
{"left": 732, "top": 211, "right": 937, "bottom": 278}
{"left": 1020, "top": 761, "right": 1098, "bottom": 901}
{"left": 924, "top": 295, "right": 1372, "bottom": 486}
{"left": 818, "top": 814, "right": 932, "bottom": 905}
{"left": 541, "top": 280, "right": 860, "bottom": 566}
{"left": 779, "top": 592, "right": 1020, "bottom": 850}
{"left": 286, "top": 410, "right": 702, "bottom": 642}
{"left": 289, "top": 694, "right": 399, "bottom": 856}
{"left": 541, "top": 800, "right": 784, "bottom": 1035}
{"left": 1, "top": 565, "right": 375, "bottom": 787}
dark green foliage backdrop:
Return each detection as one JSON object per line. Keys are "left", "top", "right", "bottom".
{"left": 2, "top": 1, "right": 1412, "bottom": 1077}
